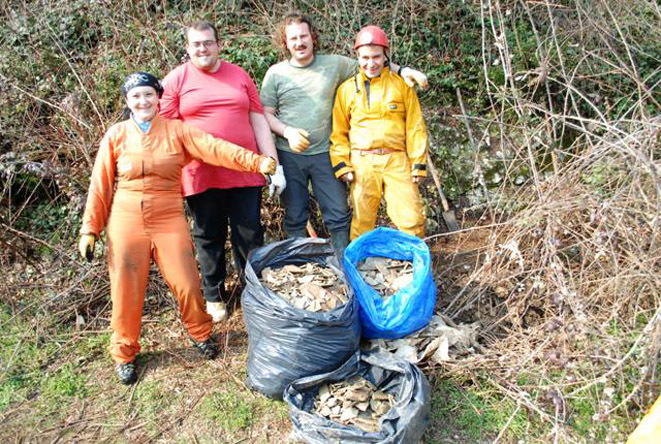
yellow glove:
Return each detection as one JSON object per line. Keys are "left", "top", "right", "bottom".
{"left": 259, "top": 156, "right": 277, "bottom": 175}
{"left": 78, "top": 234, "right": 95, "bottom": 261}
{"left": 283, "top": 126, "right": 310, "bottom": 153}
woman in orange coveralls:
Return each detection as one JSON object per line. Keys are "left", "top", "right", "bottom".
{"left": 78, "top": 72, "right": 276, "bottom": 385}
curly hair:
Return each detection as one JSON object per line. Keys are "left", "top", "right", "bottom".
{"left": 274, "top": 11, "right": 319, "bottom": 57}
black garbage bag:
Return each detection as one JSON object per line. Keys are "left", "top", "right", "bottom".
{"left": 284, "top": 350, "right": 431, "bottom": 443}
{"left": 242, "top": 237, "right": 361, "bottom": 399}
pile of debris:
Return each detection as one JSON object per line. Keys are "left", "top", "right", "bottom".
{"left": 368, "top": 315, "right": 481, "bottom": 364}
{"left": 312, "top": 375, "right": 395, "bottom": 432}
{"left": 261, "top": 263, "right": 348, "bottom": 312}
{"left": 357, "top": 257, "right": 414, "bottom": 300}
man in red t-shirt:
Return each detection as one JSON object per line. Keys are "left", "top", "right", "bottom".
{"left": 160, "top": 21, "right": 285, "bottom": 322}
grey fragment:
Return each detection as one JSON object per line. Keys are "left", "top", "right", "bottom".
{"left": 357, "top": 257, "right": 414, "bottom": 300}
{"left": 367, "top": 315, "right": 481, "bottom": 363}
{"left": 261, "top": 262, "right": 348, "bottom": 312}
{"left": 311, "top": 376, "right": 395, "bottom": 432}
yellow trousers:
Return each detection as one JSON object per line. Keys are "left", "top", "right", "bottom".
{"left": 628, "top": 395, "right": 661, "bottom": 444}
{"left": 349, "top": 150, "right": 425, "bottom": 240}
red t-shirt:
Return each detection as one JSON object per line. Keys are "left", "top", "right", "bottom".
{"left": 161, "top": 61, "right": 265, "bottom": 195}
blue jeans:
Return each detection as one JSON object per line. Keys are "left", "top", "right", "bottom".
{"left": 278, "top": 150, "right": 351, "bottom": 236}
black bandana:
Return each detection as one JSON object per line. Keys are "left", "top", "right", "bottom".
{"left": 121, "top": 72, "right": 164, "bottom": 98}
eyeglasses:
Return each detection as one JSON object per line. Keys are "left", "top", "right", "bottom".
{"left": 189, "top": 40, "right": 217, "bottom": 49}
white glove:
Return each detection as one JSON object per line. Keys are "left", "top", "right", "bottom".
{"left": 401, "top": 67, "right": 428, "bottom": 90}
{"left": 283, "top": 126, "right": 310, "bottom": 152}
{"left": 340, "top": 172, "right": 354, "bottom": 183}
{"left": 268, "top": 165, "right": 287, "bottom": 198}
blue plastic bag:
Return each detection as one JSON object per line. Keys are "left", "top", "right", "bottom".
{"left": 343, "top": 227, "right": 436, "bottom": 339}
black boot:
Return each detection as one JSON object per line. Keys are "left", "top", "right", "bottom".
{"left": 192, "top": 337, "right": 218, "bottom": 360}
{"left": 330, "top": 230, "right": 350, "bottom": 264}
{"left": 115, "top": 362, "right": 137, "bottom": 385}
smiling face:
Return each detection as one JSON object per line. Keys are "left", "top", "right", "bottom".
{"left": 125, "top": 86, "right": 159, "bottom": 122}
{"left": 357, "top": 44, "right": 386, "bottom": 78}
{"left": 186, "top": 27, "right": 220, "bottom": 71}
{"left": 285, "top": 22, "right": 315, "bottom": 66}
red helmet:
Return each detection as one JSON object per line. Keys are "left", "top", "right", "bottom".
{"left": 354, "top": 25, "right": 389, "bottom": 50}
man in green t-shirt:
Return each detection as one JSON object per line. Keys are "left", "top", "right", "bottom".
{"left": 261, "top": 11, "right": 427, "bottom": 257}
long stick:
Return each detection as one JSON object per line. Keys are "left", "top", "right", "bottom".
{"left": 426, "top": 153, "right": 450, "bottom": 212}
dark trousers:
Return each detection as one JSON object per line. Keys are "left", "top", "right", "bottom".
{"left": 186, "top": 187, "right": 263, "bottom": 302}
{"left": 278, "top": 150, "right": 351, "bottom": 235}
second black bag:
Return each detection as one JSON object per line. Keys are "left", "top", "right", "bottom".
{"left": 284, "top": 350, "right": 431, "bottom": 443}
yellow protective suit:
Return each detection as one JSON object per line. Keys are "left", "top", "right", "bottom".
{"left": 330, "top": 67, "right": 429, "bottom": 239}
{"left": 627, "top": 395, "right": 661, "bottom": 444}
{"left": 81, "top": 115, "right": 264, "bottom": 363}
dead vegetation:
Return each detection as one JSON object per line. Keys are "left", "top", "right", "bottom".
{"left": 433, "top": 115, "right": 661, "bottom": 441}
{"left": 422, "top": 1, "right": 661, "bottom": 440}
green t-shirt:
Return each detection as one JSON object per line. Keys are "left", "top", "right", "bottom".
{"left": 260, "top": 54, "right": 357, "bottom": 155}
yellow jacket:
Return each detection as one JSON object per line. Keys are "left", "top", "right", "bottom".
{"left": 330, "top": 66, "right": 428, "bottom": 179}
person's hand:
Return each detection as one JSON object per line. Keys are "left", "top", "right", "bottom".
{"left": 78, "top": 234, "right": 95, "bottom": 261}
{"left": 283, "top": 126, "right": 310, "bottom": 153}
{"left": 268, "top": 165, "right": 287, "bottom": 198}
{"left": 401, "top": 67, "right": 428, "bottom": 90}
{"left": 412, "top": 176, "right": 421, "bottom": 184}
{"left": 339, "top": 172, "right": 354, "bottom": 183}
{"left": 259, "top": 156, "right": 277, "bottom": 175}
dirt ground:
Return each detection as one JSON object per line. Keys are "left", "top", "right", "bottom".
{"left": 0, "top": 229, "right": 528, "bottom": 443}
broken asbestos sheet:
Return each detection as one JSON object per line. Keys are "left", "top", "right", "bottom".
{"left": 312, "top": 375, "right": 395, "bottom": 433}
{"left": 261, "top": 263, "right": 348, "bottom": 312}
{"left": 357, "top": 256, "right": 413, "bottom": 300}
{"left": 367, "top": 315, "right": 481, "bottom": 364}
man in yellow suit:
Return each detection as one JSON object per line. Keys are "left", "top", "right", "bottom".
{"left": 330, "top": 25, "right": 428, "bottom": 240}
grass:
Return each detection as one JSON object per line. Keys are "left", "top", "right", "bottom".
{"left": 0, "top": 299, "right": 294, "bottom": 442}
{"left": 133, "top": 379, "right": 178, "bottom": 427}
{"left": 0, "top": 376, "right": 29, "bottom": 411}
{"left": 0, "top": 309, "right": 59, "bottom": 411}
{"left": 41, "top": 363, "right": 88, "bottom": 400}
{"left": 425, "top": 377, "right": 529, "bottom": 443}
{"left": 199, "top": 390, "right": 256, "bottom": 431}
{"left": 0, "top": 304, "right": 111, "bottom": 432}
{"left": 197, "top": 382, "right": 289, "bottom": 438}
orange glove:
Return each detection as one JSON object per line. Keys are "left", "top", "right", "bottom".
{"left": 259, "top": 156, "right": 277, "bottom": 175}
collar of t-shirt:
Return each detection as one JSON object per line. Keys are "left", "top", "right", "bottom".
{"left": 132, "top": 114, "right": 152, "bottom": 133}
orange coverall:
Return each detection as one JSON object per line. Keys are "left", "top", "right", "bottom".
{"left": 80, "top": 115, "right": 264, "bottom": 363}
